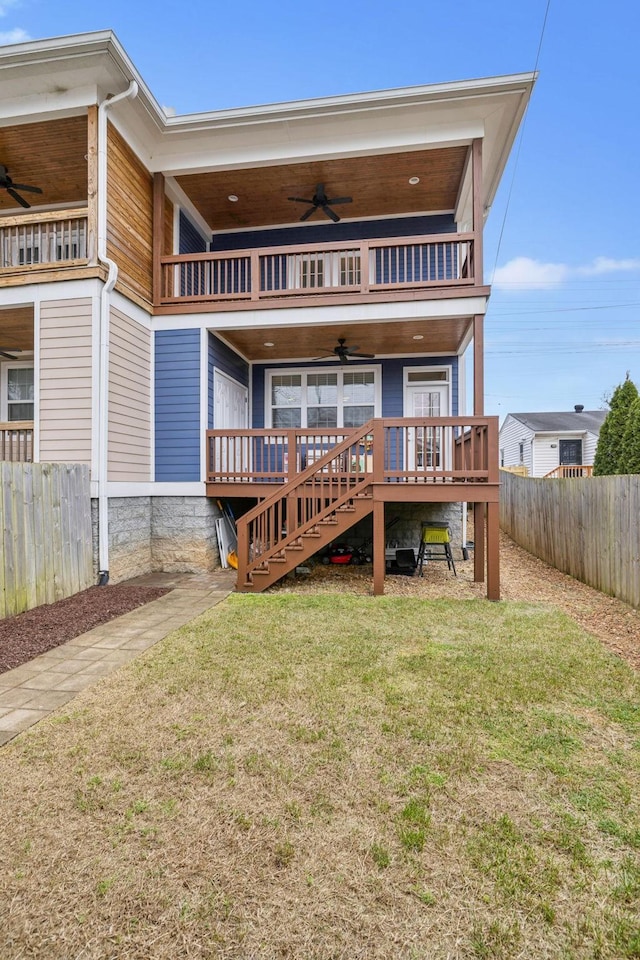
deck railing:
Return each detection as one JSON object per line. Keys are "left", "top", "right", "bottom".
{"left": 160, "top": 232, "right": 475, "bottom": 306}
{"left": 207, "top": 417, "right": 497, "bottom": 486}
{"left": 543, "top": 464, "right": 594, "bottom": 479}
{"left": 0, "top": 209, "right": 89, "bottom": 271}
{"left": 0, "top": 421, "right": 34, "bottom": 462}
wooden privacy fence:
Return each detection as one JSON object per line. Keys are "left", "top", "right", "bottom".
{"left": 0, "top": 462, "right": 93, "bottom": 619}
{"left": 500, "top": 470, "right": 640, "bottom": 608}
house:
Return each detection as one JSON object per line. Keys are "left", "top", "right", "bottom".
{"left": 0, "top": 31, "right": 535, "bottom": 599}
{"left": 499, "top": 407, "right": 607, "bottom": 477}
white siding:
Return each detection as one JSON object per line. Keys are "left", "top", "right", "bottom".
{"left": 39, "top": 298, "right": 93, "bottom": 466}
{"left": 108, "top": 306, "right": 151, "bottom": 482}
{"left": 584, "top": 431, "right": 599, "bottom": 465}
{"left": 532, "top": 436, "right": 560, "bottom": 477}
{"left": 499, "top": 416, "right": 534, "bottom": 474}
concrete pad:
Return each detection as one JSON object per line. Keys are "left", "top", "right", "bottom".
{"left": 0, "top": 687, "right": 40, "bottom": 709}
{"left": 18, "top": 690, "right": 75, "bottom": 711}
{"left": 0, "top": 708, "right": 49, "bottom": 732}
{"left": 0, "top": 730, "right": 16, "bottom": 746}
{"left": 20, "top": 671, "right": 71, "bottom": 690}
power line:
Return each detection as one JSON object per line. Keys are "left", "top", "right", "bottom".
{"left": 489, "top": 0, "right": 552, "bottom": 283}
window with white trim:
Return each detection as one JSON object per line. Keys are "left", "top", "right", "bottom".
{"left": 268, "top": 367, "right": 378, "bottom": 428}
{"left": 1, "top": 363, "right": 34, "bottom": 421}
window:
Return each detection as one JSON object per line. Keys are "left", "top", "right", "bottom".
{"left": 268, "top": 368, "right": 378, "bottom": 428}
{"left": 292, "top": 251, "right": 361, "bottom": 290}
{"left": 2, "top": 365, "right": 34, "bottom": 421}
{"left": 518, "top": 442, "right": 524, "bottom": 463}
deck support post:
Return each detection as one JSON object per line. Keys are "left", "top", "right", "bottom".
{"left": 373, "top": 500, "right": 385, "bottom": 596}
{"left": 473, "top": 502, "right": 485, "bottom": 583}
{"left": 486, "top": 501, "right": 500, "bottom": 600}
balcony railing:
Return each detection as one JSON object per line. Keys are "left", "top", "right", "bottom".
{"left": 207, "top": 417, "right": 497, "bottom": 486}
{"left": 160, "top": 232, "right": 475, "bottom": 307}
{"left": 0, "top": 422, "right": 33, "bottom": 462}
{"left": 0, "top": 209, "right": 89, "bottom": 271}
{"left": 543, "top": 464, "right": 593, "bottom": 479}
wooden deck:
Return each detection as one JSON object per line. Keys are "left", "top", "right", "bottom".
{"left": 207, "top": 417, "right": 500, "bottom": 599}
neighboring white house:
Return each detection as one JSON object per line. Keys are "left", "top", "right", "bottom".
{"left": 499, "top": 406, "right": 607, "bottom": 477}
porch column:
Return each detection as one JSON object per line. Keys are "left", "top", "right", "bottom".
{"left": 486, "top": 501, "right": 500, "bottom": 600}
{"left": 472, "top": 137, "right": 484, "bottom": 284}
{"left": 373, "top": 500, "right": 385, "bottom": 596}
{"left": 473, "top": 314, "right": 484, "bottom": 417}
{"left": 86, "top": 105, "right": 99, "bottom": 265}
{"left": 152, "top": 172, "right": 165, "bottom": 308}
{"left": 473, "top": 502, "right": 485, "bottom": 583}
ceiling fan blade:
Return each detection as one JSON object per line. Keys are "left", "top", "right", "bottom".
{"left": 7, "top": 187, "right": 30, "bottom": 208}
{"left": 299, "top": 206, "right": 316, "bottom": 221}
{"left": 0, "top": 349, "right": 18, "bottom": 359}
{"left": 326, "top": 196, "right": 352, "bottom": 205}
{"left": 9, "top": 183, "right": 42, "bottom": 194}
{"left": 288, "top": 196, "right": 314, "bottom": 204}
{"left": 348, "top": 351, "right": 375, "bottom": 359}
{"left": 323, "top": 205, "right": 340, "bottom": 223}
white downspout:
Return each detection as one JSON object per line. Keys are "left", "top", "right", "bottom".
{"left": 96, "top": 80, "right": 139, "bottom": 584}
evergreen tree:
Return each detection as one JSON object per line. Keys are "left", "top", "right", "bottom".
{"left": 593, "top": 374, "right": 639, "bottom": 475}
{"left": 620, "top": 396, "right": 640, "bottom": 474}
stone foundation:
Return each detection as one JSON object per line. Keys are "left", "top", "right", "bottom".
{"left": 91, "top": 496, "right": 222, "bottom": 584}
{"left": 338, "top": 502, "right": 465, "bottom": 559}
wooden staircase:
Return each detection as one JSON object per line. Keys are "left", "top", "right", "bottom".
{"left": 236, "top": 424, "right": 377, "bottom": 592}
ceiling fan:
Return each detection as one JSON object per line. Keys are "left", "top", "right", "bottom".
{"left": 0, "top": 347, "right": 20, "bottom": 359}
{"left": 287, "top": 183, "right": 352, "bottom": 222}
{"left": 0, "top": 164, "right": 43, "bottom": 208}
{"left": 315, "top": 338, "right": 375, "bottom": 364}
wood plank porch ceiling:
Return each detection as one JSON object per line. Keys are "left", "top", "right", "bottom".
{"left": 0, "top": 116, "right": 88, "bottom": 212}
{"left": 176, "top": 146, "right": 469, "bottom": 231}
{"left": 220, "top": 317, "right": 471, "bottom": 362}
{"left": 0, "top": 306, "right": 33, "bottom": 351}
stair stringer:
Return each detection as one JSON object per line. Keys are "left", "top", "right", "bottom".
{"left": 238, "top": 491, "right": 374, "bottom": 592}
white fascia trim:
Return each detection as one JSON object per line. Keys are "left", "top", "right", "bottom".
{"left": 158, "top": 126, "right": 484, "bottom": 177}
{"left": 153, "top": 296, "right": 490, "bottom": 331}
{"left": 0, "top": 277, "right": 103, "bottom": 307}
{"left": 215, "top": 209, "right": 455, "bottom": 236}
{"left": 162, "top": 73, "right": 537, "bottom": 132}
{"left": 0, "top": 86, "right": 98, "bottom": 125}
{"left": 94, "top": 481, "right": 207, "bottom": 497}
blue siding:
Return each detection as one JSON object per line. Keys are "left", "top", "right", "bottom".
{"left": 155, "top": 329, "right": 201, "bottom": 481}
{"left": 208, "top": 333, "right": 250, "bottom": 428}
{"left": 381, "top": 357, "right": 458, "bottom": 416}
{"left": 211, "top": 215, "right": 455, "bottom": 252}
{"left": 179, "top": 211, "right": 208, "bottom": 254}
{"left": 251, "top": 356, "right": 458, "bottom": 428}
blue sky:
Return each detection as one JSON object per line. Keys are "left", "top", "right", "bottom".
{"left": 2, "top": 0, "right": 639, "bottom": 419}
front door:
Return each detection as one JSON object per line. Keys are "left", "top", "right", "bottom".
{"left": 559, "top": 438, "right": 582, "bottom": 465}
{"left": 405, "top": 383, "right": 449, "bottom": 470}
{"left": 213, "top": 371, "right": 249, "bottom": 474}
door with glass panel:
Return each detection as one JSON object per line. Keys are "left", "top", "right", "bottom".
{"left": 404, "top": 376, "right": 449, "bottom": 472}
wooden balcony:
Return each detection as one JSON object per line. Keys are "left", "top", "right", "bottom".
{"left": 157, "top": 232, "right": 478, "bottom": 312}
{"left": 0, "top": 421, "right": 33, "bottom": 462}
{"left": 206, "top": 416, "right": 498, "bottom": 501}
{"left": 0, "top": 208, "right": 90, "bottom": 281}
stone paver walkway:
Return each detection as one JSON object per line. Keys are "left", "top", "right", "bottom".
{"left": 0, "top": 570, "right": 236, "bottom": 746}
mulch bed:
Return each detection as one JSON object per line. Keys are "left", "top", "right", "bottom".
{"left": 0, "top": 585, "right": 169, "bottom": 675}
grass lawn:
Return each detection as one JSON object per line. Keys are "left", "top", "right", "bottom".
{"left": 0, "top": 595, "right": 638, "bottom": 959}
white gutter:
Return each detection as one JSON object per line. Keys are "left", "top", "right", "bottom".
{"left": 96, "top": 80, "right": 139, "bottom": 584}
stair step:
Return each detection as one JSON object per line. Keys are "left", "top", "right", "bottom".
{"left": 301, "top": 531, "right": 321, "bottom": 539}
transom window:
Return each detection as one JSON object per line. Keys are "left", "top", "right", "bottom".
{"left": 269, "top": 368, "right": 378, "bottom": 428}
